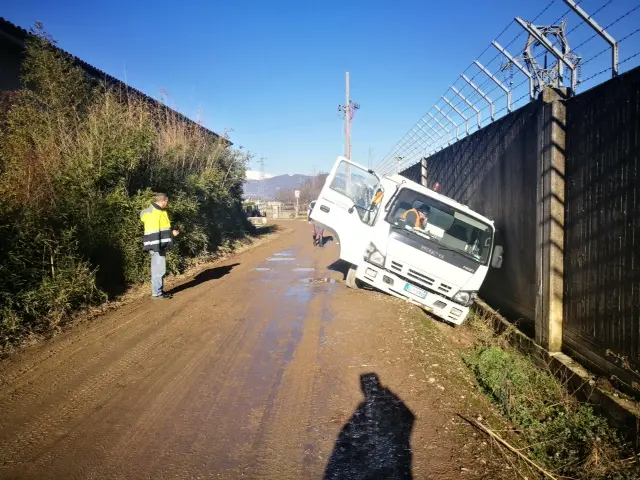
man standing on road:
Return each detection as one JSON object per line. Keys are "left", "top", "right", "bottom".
{"left": 140, "top": 193, "right": 179, "bottom": 299}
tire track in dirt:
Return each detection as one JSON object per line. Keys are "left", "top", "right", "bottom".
{"left": 0, "top": 290, "right": 234, "bottom": 474}
{"left": 0, "top": 221, "right": 512, "bottom": 479}
{"left": 0, "top": 229, "right": 286, "bottom": 393}
{"left": 0, "top": 227, "right": 295, "bottom": 478}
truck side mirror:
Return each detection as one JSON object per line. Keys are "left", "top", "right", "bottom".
{"left": 491, "top": 245, "right": 504, "bottom": 269}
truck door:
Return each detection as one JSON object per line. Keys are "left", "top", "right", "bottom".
{"left": 310, "top": 156, "right": 382, "bottom": 266}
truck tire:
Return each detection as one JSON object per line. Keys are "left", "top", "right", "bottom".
{"left": 345, "top": 265, "right": 359, "bottom": 289}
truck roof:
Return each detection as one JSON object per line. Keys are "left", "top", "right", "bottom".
{"left": 384, "top": 173, "right": 495, "bottom": 226}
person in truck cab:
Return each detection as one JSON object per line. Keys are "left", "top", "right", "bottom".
{"left": 400, "top": 202, "right": 430, "bottom": 229}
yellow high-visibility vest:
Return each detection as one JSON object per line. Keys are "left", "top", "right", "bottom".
{"left": 140, "top": 203, "right": 173, "bottom": 252}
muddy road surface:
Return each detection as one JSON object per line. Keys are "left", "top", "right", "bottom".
{"left": 0, "top": 221, "right": 509, "bottom": 479}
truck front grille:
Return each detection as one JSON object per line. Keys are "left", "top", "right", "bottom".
{"left": 390, "top": 260, "right": 403, "bottom": 273}
{"left": 407, "top": 269, "right": 434, "bottom": 286}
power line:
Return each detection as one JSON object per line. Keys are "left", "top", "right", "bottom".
{"left": 377, "top": 1, "right": 640, "bottom": 174}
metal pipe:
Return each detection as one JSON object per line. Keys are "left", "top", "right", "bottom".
{"left": 563, "top": 0, "right": 618, "bottom": 77}
{"left": 461, "top": 74, "right": 495, "bottom": 122}
{"left": 434, "top": 105, "right": 460, "bottom": 140}
{"left": 417, "top": 119, "right": 438, "bottom": 143}
{"left": 423, "top": 121, "right": 448, "bottom": 151}
{"left": 427, "top": 112, "right": 452, "bottom": 145}
{"left": 474, "top": 60, "right": 512, "bottom": 112}
{"left": 442, "top": 96, "right": 469, "bottom": 135}
{"left": 492, "top": 40, "right": 534, "bottom": 101}
{"left": 451, "top": 86, "right": 481, "bottom": 128}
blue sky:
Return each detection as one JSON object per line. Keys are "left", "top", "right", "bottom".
{"left": 4, "top": 0, "right": 640, "bottom": 175}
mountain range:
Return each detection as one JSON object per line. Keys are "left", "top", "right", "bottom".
{"left": 243, "top": 173, "right": 312, "bottom": 199}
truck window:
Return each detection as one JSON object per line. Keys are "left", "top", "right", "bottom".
{"left": 386, "top": 188, "right": 493, "bottom": 264}
{"left": 329, "top": 160, "right": 381, "bottom": 224}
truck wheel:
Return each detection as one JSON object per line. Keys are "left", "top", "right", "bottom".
{"left": 345, "top": 265, "right": 359, "bottom": 289}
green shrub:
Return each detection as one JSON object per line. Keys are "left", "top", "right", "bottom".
{"left": 464, "top": 345, "right": 639, "bottom": 479}
{"left": 0, "top": 24, "right": 253, "bottom": 347}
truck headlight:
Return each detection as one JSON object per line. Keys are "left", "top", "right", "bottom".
{"left": 364, "top": 242, "right": 385, "bottom": 268}
{"left": 453, "top": 291, "right": 477, "bottom": 307}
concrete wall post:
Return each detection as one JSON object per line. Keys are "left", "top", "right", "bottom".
{"left": 535, "top": 87, "right": 567, "bottom": 352}
{"left": 420, "top": 157, "right": 428, "bottom": 187}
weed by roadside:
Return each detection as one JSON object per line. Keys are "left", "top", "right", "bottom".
{"left": 463, "top": 310, "right": 639, "bottom": 480}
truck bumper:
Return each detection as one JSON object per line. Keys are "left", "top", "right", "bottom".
{"left": 356, "top": 261, "right": 469, "bottom": 325}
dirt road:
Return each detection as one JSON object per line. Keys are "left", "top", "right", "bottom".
{"left": 0, "top": 220, "right": 509, "bottom": 479}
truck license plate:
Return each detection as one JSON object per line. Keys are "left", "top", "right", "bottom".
{"left": 404, "top": 283, "right": 427, "bottom": 299}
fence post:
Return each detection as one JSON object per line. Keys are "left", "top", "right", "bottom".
{"left": 421, "top": 157, "right": 428, "bottom": 187}
{"left": 535, "top": 87, "right": 567, "bottom": 352}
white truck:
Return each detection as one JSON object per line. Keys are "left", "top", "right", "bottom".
{"left": 310, "top": 156, "right": 504, "bottom": 325}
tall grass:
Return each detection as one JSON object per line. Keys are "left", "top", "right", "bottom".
{"left": 0, "top": 25, "right": 252, "bottom": 348}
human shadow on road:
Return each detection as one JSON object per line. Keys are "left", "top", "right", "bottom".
{"left": 166, "top": 263, "right": 239, "bottom": 295}
{"left": 323, "top": 372, "right": 415, "bottom": 480}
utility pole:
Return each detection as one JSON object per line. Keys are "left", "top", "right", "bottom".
{"left": 337, "top": 72, "right": 360, "bottom": 160}
{"left": 338, "top": 72, "right": 360, "bottom": 195}
{"left": 258, "top": 156, "right": 266, "bottom": 202}
{"left": 345, "top": 72, "right": 351, "bottom": 160}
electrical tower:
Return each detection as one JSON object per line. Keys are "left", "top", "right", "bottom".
{"left": 502, "top": 20, "right": 581, "bottom": 96}
{"left": 337, "top": 72, "right": 360, "bottom": 160}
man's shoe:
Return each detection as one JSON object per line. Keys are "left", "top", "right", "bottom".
{"left": 152, "top": 293, "right": 173, "bottom": 299}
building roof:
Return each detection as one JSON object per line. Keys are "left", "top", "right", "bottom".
{"left": 0, "top": 17, "right": 230, "bottom": 145}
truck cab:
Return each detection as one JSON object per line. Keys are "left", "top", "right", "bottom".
{"left": 310, "top": 156, "right": 504, "bottom": 325}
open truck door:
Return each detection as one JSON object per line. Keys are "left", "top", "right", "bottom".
{"left": 310, "top": 156, "right": 383, "bottom": 266}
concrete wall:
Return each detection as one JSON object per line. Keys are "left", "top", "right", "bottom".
{"left": 401, "top": 65, "right": 640, "bottom": 396}
{"left": 402, "top": 100, "right": 542, "bottom": 330}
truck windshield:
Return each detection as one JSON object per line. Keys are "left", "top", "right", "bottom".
{"left": 385, "top": 188, "right": 493, "bottom": 264}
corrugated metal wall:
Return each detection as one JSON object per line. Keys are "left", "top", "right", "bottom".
{"left": 564, "top": 67, "right": 640, "bottom": 382}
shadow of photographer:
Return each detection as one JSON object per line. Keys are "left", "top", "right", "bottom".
{"left": 324, "top": 372, "right": 415, "bottom": 480}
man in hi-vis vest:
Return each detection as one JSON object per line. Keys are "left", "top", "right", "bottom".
{"left": 140, "top": 193, "right": 179, "bottom": 299}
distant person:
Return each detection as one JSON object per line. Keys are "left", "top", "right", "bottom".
{"left": 308, "top": 201, "right": 325, "bottom": 247}
{"left": 308, "top": 201, "right": 316, "bottom": 222}
{"left": 140, "top": 193, "right": 179, "bottom": 299}
{"left": 400, "top": 202, "right": 430, "bottom": 229}
{"left": 312, "top": 222, "right": 325, "bottom": 247}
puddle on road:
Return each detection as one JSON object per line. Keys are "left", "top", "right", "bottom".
{"left": 209, "top": 244, "right": 341, "bottom": 470}
{"left": 272, "top": 250, "right": 294, "bottom": 257}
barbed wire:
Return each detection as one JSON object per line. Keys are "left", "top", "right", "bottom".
{"left": 376, "top": 1, "right": 640, "bottom": 174}
{"left": 620, "top": 51, "right": 640, "bottom": 65}
{"left": 390, "top": 0, "right": 611, "bottom": 163}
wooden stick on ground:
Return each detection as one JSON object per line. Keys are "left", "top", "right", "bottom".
{"left": 457, "top": 414, "right": 559, "bottom": 480}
